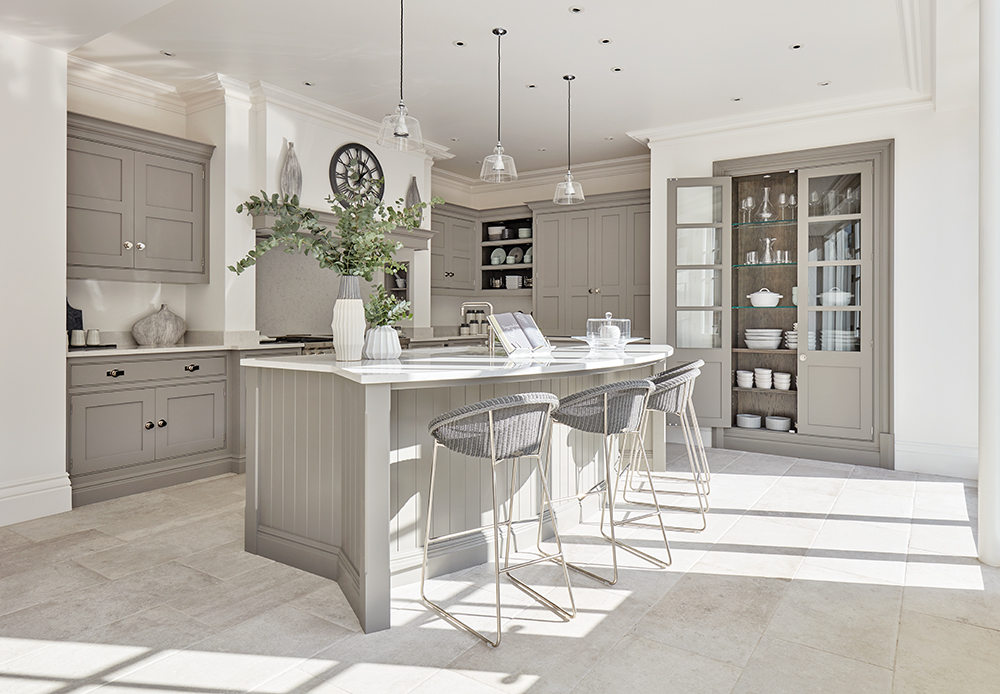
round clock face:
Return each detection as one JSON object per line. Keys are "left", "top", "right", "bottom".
{"left": 329, "top": 143, "right": 384, "bottom": 206}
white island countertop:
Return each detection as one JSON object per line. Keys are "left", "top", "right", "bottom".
{"left": 241, "top": 345, "right": 674, "bottom": 387}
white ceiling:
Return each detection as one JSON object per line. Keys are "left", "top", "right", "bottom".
{"left": 1, "top": 1, "right": 926, "bottom": 178}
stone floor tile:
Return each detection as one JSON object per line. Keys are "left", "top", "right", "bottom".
{"left": 633, "top": 572, "right": 789, "bottom": 667}
{"left": 572, "top": 633, "right": 742, "bottom": 694}
{"left": 0, "top": 528, "right": 31, "bottom": 552}
{"left": 251, "top": 667, "right": 353, "bottom": 693}
{"left": 893, "top": 609, "right": 1000, "bottom": 693}
{"left": 902, "top": 562, "right": 1000, "bottom": 631}
{"left": 0, "top": 560, "right": 107, "bottom": 617}
{"left": 732, "top": 635, "right": 893, "bottom": 694}
{"left": 175, "top": 538, "right": 275, "bottom": 581}
{"left": 0, "top": 530, "right": 125, "bottom": 580}
{"left": 765, "top": 579, "right": 902, "bottom": 668}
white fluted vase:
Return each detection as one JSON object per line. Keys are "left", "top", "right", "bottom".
{"left": 363, "top": 325, "right": 402, "bottom": 360}
{"left": 331, "top": 276, "right": 366, "bottom": 361}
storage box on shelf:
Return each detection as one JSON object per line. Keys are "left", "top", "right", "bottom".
{"left": 480, "top": 215, "right": 533, "bottom": 296}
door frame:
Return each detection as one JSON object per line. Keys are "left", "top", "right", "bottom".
{"left": 713, "top": 140, "right": 894, "bottom": 468}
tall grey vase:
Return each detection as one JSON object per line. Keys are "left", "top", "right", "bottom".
{"left": 331, "top": 276, "right": 365, "bottom": 361}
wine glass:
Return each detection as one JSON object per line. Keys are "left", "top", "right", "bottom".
{"left": 788, "top": 193, "right": 797, "bottom": 219}
{"left": 809, "top": 190, "right": 821, "bottom": 216}
{"left": 744, "top": 196, "right": 754, "bottom": 223}
{"left": 777, "top": 193, "right": 788, "bottom": 220}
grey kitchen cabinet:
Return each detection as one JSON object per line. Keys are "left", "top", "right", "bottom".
{"left": 430, "top": 204, "right": 476, "bottom": 292}
{"left": 67, "top": 113, "right": 214, "bottom": 284}
{"left": 68, "top": 351, "right": 229, "bottom": 505}
{"left": 530, "top": 192, "right": 651, "bottom": 337}
{"left": 666, "top": 140, "right": 894, "bottom": 467}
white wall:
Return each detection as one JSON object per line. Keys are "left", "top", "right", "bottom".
{"left": 0, "top": 32, "right": 72, "bottom": 524}
{"left": 646, "top": 2, "right": 979, "bottom": 478}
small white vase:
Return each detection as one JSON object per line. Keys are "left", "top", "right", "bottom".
{"left": 363, "top": 325, "right": 402, "bottom": 360}
{"left": 331, "top": 276, "right": 365, "bottom": 361}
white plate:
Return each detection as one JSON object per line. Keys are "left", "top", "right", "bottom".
{"left": 524, "top": 247, "right": 533, "bottom": 263}
{"left": 509, "top": 246, "right": 524, "bottom": 264}
{"left": 490, "top": 248, "right": 506, "bottom": 265}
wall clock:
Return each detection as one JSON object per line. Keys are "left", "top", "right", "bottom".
{"left": 329, "top": 143, "right": 384, "bottom": 207}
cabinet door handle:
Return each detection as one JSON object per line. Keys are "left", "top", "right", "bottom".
{"left": 157, "top": 419, "right": 167, "bottom": 428}
{"left": 106, "top": 369, "right": 125, "bottom": 378}
{"left": 123, "top": 241, "right": 133, "bottom": 250}
{"left": 595, "top": 288, "right": 601, "bottom": 294}
{"left": 144, "top": 421, "right": 154, "bottom": 430}
{"left": 799, "top": 354, "right": 807, "bottom": 361}
{"left": 136, "top": 242, "right": 146, "bottom": 251}
{"left": 184, "top": 364, "right": 200, "bottom": 372}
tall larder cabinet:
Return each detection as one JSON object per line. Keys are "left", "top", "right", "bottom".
{"left": 665, "top": 141, "right": 893, "bottom": 467}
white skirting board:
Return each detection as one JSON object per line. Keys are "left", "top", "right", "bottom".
{"left": 0, "top": 473, "right": 72, "bottom": 527}
{"left": 895, "top": 440, "right": 978, "bottom": 480}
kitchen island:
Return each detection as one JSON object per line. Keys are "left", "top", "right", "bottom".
{"left": 241, "top": 345, "right": 672, "bottom": 632}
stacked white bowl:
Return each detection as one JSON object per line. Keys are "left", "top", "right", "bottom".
{"left": 744, "top": 328, "right": 783, "bottom": 350}
{"left": 784, "top": 327, "right": 798, "bottom": 350}
{"left": 736, "top": 370, "right": 754, "bottom": 388}
{"left": 754, "top": 367, "right": 772, "bottom": 389}
{"left": 773, "top": 371, "right": 792, "bottom": 390}
{"left": 821, "top": 329, "right": 860, "bottom": 351}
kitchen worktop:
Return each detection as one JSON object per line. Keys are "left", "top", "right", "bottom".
{"left": 241, "top": 344, "right": 673, "bottom": 387}
{"left": 66, "top": 342, "right": 303, "bottom": 358}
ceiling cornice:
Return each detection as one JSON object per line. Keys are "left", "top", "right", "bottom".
{"left": 431, "top": 154, "right": 650, "bottom": 197}
{"left": 67, "top": 55, "right": 187, "bottom": 114}
{"left": 896, "top": 0, "right": 934, "bottom": 96}
{"left": 176, "top": 74, "right": 252, "bottom": 113}
{"left": 248, "top": 81, "right": 453, "bottom": 163}
{"left": 628, "top": 89, "right": 933, "bottom": 146}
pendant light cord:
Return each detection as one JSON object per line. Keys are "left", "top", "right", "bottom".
{"left": 398, "top": 0, "right": 404, "bottom": 102}
{"left": 496, "top": 30, "right": 502, "bottom": 143}
{"left": 567, "top": 78, "right": 572, "bottom": 172}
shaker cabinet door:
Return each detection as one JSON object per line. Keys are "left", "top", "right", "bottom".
{"left": 448, "top": 217, "right": 476, "bottom": 291}
{"left": 69, "top": 389, "right": 156, "bottom": 476}
{"left": 154, "top": 381, "right": 227, "bottom": 460}
{"left": 134, "top": 153, "right": 205, "bottom": 274}
{"left": 533, "top": 213, "right": 564, "bottom": 334}
{"left": 67, "top": 139, "right": 135, "bottom": 269}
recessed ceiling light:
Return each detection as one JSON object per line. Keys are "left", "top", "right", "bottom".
{"left": 599, "top": 38, "right": 612, "bottom": 45}
{"left": 526, "top": 84, "right": 537, "bottom": 89}
{"left": 569, "top": 6, "right": 584, "bottom": 13}
{"left": 453, "top": 40, "right": 466, "bottom": 47}
{"left": 302, "top": 81, "right": 315, "bottom": 87}
{"left": 451, "top": 138, "right": 460, "bottom": 142}
{"left": 789, "top": 43, "right": 802, "bottom": 50}
{"left": 538, "top": 147, "right": 547, "bottom": 151}
{"left": 731, "top": 97, "right": 742, "bottom": 102}
{"left": 159, "top": 50, "right": 175, "bottom": 57}
{"left": 475, "top": 160, "right": 482, "bottom": 164}
{"left": 818, "top": 80, "right": 831, "bottom": 86}
{"left": 611, "top": 66, "right": 622, "bottom": 73}
{"left": 604, "top": 136, "right": 614, "bottom": 140}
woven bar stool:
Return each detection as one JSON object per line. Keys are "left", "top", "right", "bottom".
{"left": 623, "top": 367, "right": 709, "bottom": 531}
{"left": 548, "top": 379, "right": 671, "bottom": 586}
{"left": 631, "top": 360, "right": 711, "bottom": 494}
{"left": 421, "top": 392, "right": 575, "bottom": 648}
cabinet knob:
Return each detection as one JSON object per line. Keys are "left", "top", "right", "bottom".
{"left": 123, "top": 241, "right": 133, "bottom": 250}
{"left": 184, "top": 363, "right": 200, "bottom": 372}
{"left": 157, "top": 419, "right": 167, "bottom": 428}
{"left": 144, "top": 421, "right": 154, "bottom": 430}
{"left": 106, "top": 369, "right": 125, "bottom": 378}
{"left": 136, "top": 242, "right": 146, "bottom": 251}
{"left": 799, "top": 354, "right": 807, "bottom": 362}
{"left": 595, "top": 287, "right": 601, "bottom": 294}
{"left": 588, "top": 288, "right": 594, "bottom": 294}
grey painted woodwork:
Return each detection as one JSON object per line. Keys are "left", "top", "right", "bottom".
{"left": 686, "top": 139, "right": 894, "bottom": 466}
{"left": 531, "top": 194, "right": 651, "bottom": 337}
{"left": 67, "top": 113, "right": 214, "bottom": 284}
{"left": 430, "top": 204, "right": 476, "bottom": 292}
{"left": 244, "top": 361, "right": 661, "bottom": 633}
{"left": 665, "top": 177, "right": 733, "bottom": 428}
{"left": 69, "top": 388, "right": 156, "bottom": 475}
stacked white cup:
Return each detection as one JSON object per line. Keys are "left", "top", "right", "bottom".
{"left": 754, "top": 368, "right": 772, "bottom": 389}
{"left": 736, "top": 370, "right": 754, "bottom": 388}
{"left": 773, "top": 372, "right": 792, "bottom": 390}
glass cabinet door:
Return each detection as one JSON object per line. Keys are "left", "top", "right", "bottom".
{"left": 667, "top": 177, "right": 732, "bottom": 426}
{"left": 797, "top": 163, "right": 874, "bottom": 440}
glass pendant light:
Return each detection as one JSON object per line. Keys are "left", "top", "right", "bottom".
{"left": 480, "top": 28, "right": 517, "bottom": 182}
{"left": 554, "top": 74, "right": 584, "bottom": 204}
{"left": 377, "top": 0, "right": 423, "bottom": 151}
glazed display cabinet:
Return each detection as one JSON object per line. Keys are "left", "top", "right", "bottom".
{"left": 665, "top": 141, "right": 893, "bottom": 467}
